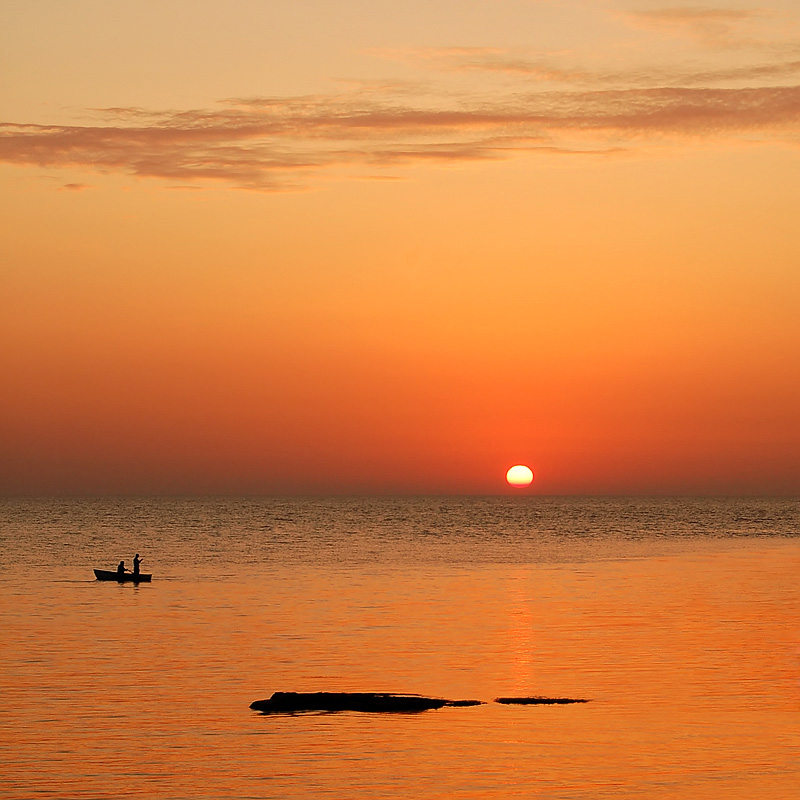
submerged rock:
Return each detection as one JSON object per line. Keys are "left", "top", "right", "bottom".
{"left": 250, "top": 691, "right": 483, "bottom": 714}
{"left": 249, "top": 692, "right": 588, "bottom": 714}
{"left": 494, "top": 696, "right": 589, "bottom": 705}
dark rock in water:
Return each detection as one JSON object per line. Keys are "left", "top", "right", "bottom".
{"left": 250, "top": 691, "right": 459, "bottom": 714}
{"left": 444, "top": 699, "right": 484, "bottom": 707}
{"left": 494, "top": 696, "right": 589, "bottom": 705}
{"left": 250, "top": 692, "right": 584, "bottom": 714}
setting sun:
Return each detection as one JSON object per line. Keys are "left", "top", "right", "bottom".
{"left": 506, "top": 465, "right": 534, "bottom": 488}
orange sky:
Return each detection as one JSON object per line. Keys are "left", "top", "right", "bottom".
{"left": 1, "top": 1, "right": 799, "bottom": 495}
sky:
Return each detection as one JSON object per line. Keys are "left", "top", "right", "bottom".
{"left": 1, "top": 0, "right": 799, "bottom": 496}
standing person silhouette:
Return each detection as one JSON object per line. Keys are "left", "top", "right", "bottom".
{"left": 133, "top": 554, "right": 142, "bottom": 578}
{"left": 116, "top": 560, "right": 126, "bottom": 580}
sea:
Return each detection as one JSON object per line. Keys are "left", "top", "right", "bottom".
{"left": 1, "top": 496, "right": 798, "bottom": 799}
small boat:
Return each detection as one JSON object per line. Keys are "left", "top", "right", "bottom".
{"left": 94, "top": 569, "right": 152, "bottom": 583}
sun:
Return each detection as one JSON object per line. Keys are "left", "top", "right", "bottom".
{"left": 506, "top": 465, "right": 534, "bottom": 488}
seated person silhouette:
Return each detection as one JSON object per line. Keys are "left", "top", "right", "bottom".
{"left": 116, "top": 560, "right": 126, "bottom": 580}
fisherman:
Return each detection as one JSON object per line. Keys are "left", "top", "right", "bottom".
{"left": 133, "top": 553, "right": 142, "bottom": 578}
{"left": 116, "top": 560, "right": 126, "bottom": 580}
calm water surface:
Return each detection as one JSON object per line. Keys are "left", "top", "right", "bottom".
{"left": 1, "top": 497, "right": 798, "bottom": 799}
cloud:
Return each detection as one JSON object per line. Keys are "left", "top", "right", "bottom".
{"left": 675, "top": 58, "right": 800, "bottom": 84}
{"left": 1, "top": 83, "right": 799, "bottom": 190}
{"left": 386, "top": 46, "right": 592, "bottom": 83}
{"left": 59, "top": 182, "right": 91, "bottom": 191}
{"left": 623, "top": 6, "right": 764, "bottom": 48}
{"left": 378, "top": 45, "right": 800, "bottom": 90}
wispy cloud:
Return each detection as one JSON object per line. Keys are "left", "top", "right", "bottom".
{"left": 675, "top": 58, "right": 800, "bottom": 84}
{"left": 1, "top": 83, "right": 799, "bottom": 190}
{"left": 393, "top": 45, "right": 800, "bottom": 88}
{"left": 379, "top": 46, "right": 590, "bottom": 83}
{"left": 623, "top": 6, "right": 764, "bottom": 48}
